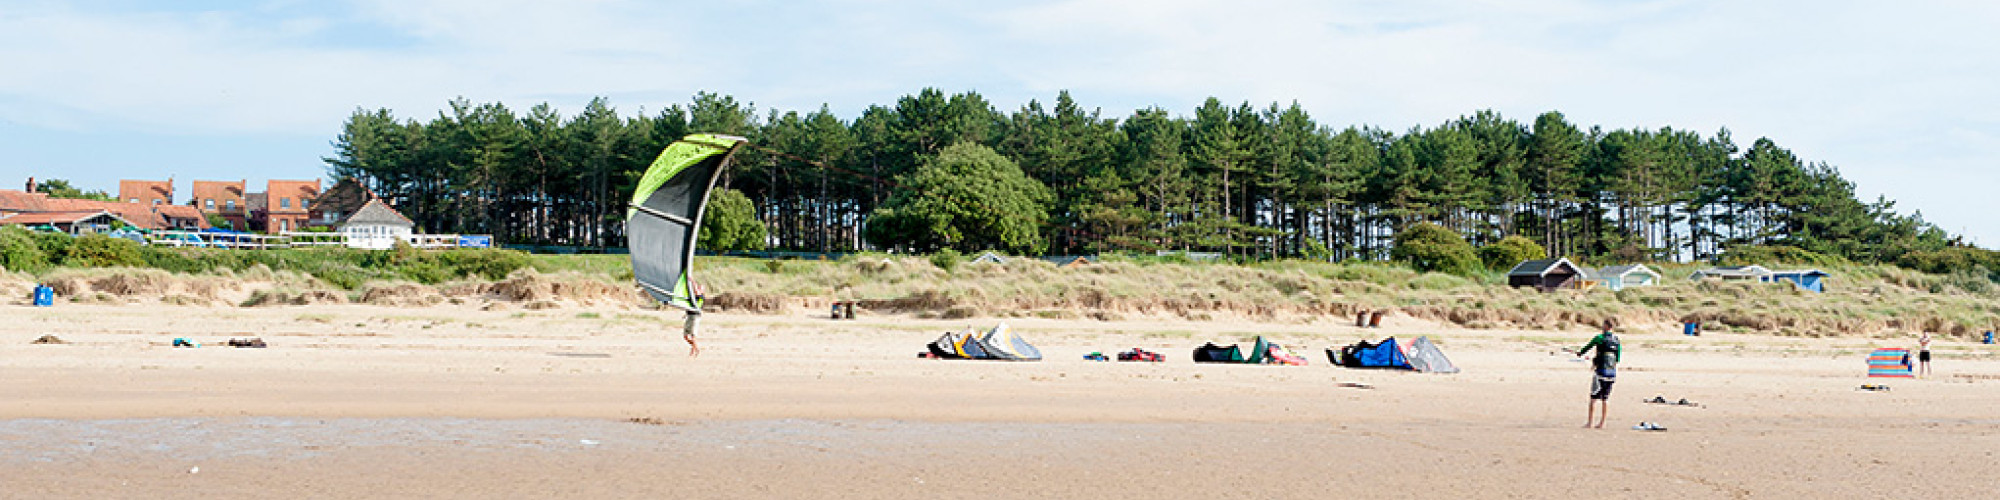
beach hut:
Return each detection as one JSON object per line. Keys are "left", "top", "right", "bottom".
{"left": 972, "top": 251, "right": 1008, "bottom": 264}
{"left": 1689, "top": 265, "right": 1772, "bottom": 281}
{"left": 1768, "top": 269, "right": 1830, "bottom": 293}
{"left": 1691, "top": 265, "right": 1828, "bottom": 293}
{"left": 1040, "top": 255, "right": 1095, "bottom": 268}
{"left": 1507, "top": 258, "right": 1584, "bottom": 292}
{"left": 1594, "top": 264, "right": 1662, "bottom": 291}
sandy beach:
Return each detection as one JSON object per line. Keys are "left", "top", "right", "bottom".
{"left": 5, "top": 303, "right": 1998, "bottom": 498}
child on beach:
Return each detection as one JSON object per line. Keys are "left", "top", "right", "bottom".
{"left": 1577, "top": 320, "right": 1622, "bottom": 429}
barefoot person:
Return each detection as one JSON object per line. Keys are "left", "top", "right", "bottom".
{"left": 682, "top": 311, "right": 701, "bottom": 357}
{"left": 1577, "top": 320, "right": 1622, "bottom": 428}
{"left": 682, "top": 281, "right": 708, "bottom": 358}
{"left": 1917, "top": 331, "right": 1932, "bottom": 378}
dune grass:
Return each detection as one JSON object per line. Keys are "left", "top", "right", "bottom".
{"left": 6, "top": 229, "right": 1996, "bottom": 339}
{"left": 673, "top": 254, "right": 2000, "bottom": 340}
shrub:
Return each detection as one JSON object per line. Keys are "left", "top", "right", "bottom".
{"left": 1479, "top": 235, "right": 1546, "bottom": 271}
{"left": 63, "top": 235, "right": 146, "bottom": 268}
{"left": 0, "top": 226, "right": 50, "bottom": 273}
{"left": 1894, "top": 246, "right": 2000, "bottom": 275}
{"left": 30, "top": 230, "right": 71, "bottom": 259}
{"left": 930, "top": 248, "right": 962, "bottom": 274}
{"left": 1390, "top": 222, "right": 1479, "bottom": 276}
{"left": 1722, "top": 245, "right": 1848, "bottom": 267}
{"left": 138, "top": 246, "right": 211, "bottom": 274}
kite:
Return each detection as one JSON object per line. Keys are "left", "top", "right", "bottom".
{"left": 627, "top": 134, "right": 749, "bottom": 352}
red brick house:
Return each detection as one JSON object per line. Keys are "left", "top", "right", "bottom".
{"left": 308, "top": 178, "right": 379, "bottom": 228}
{"left": 190, "top": 179, "right": 248, "bottom": 229}
{"left": 118, "top": 178, "right": 174, "bottom": 206}
{"left": 247, "top": 179, "right": 321, "bottom": 233}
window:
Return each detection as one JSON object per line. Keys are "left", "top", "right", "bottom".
{"left": 205, "top": 199, "right": 215, "bottom": 209}
{"left": 280, "top": 198, "right": 291, "bottom": 209}
{"left": 226, "top": 200, "right": 236, "bottom": 210}
{"left": 129, "top": 198, "right": 138, "bottom": 204}
{"left": 153, "top": 199, "right": 162, "bottom": 205}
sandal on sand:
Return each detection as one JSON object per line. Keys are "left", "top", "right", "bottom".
{"left": 1632, "top": 422, "right": 1667, "bottom": 431}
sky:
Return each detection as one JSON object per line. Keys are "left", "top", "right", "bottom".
{"left": 2, "top": 0, "right": 1996, "bottom": 247}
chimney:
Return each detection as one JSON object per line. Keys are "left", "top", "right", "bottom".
{"left": 25, "top": 177, "right": 34, "bottom": 193}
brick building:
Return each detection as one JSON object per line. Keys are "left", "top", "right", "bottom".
{"left": 247, "top": 179, "right": 321, "bottom": 233}
{"left": 118, "top": 178, "right": 174, "bottom": 206}
{"left": 189, "top": 180, "right": 248, "bottom": 229}
{"left": 2, "top": 179, "right": 207, "bottom": 232}
{"left": 308, "top": 178, "right": 378, "bottom": 227}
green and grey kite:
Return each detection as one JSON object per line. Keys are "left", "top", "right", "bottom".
{"left": 627, "top": 134, "right": 748, "bottom": 312}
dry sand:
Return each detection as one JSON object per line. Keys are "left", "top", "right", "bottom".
{"left": 4, "top": 303, "right": 1998, "bottom": 499}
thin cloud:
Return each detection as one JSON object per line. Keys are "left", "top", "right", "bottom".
{"left": 0, "top": 0, "right": 1994, "bottom": 245}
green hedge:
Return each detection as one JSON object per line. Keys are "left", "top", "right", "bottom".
{"left": 0, "top": 227, "right": 532, "bottom": 289}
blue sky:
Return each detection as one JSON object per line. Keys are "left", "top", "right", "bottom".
{"left": 3, "top": 0, "right": 1996, "bottom": 247}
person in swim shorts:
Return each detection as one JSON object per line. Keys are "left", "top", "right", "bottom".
{"left": 1917, "top": 331, "right": 1932, "bottom": 378}
{"left": 1577, "top": 320, "right": 1622, "bottom": 428}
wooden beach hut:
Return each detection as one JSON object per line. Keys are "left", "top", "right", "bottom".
{"left": 1769, "top": 269, "right": 1830, "bottom": 293}
{"left": 1689, "top": 265, "right": 1772, "bottom": 281}
{"left": 1507, "top": 258, "right": 1584, "bottom": 292}
{"left": 1594, "top": 264, "right": 1662, "bottom": 291}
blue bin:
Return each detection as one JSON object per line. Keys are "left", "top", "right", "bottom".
{"left": 1682, "top": 321, "right": 1700, "bottom": 336}
{"left": 1985, "top": 331, "right": 1994, "bottom": 345}
{"left": 33, "top": 285, "right": 55, "bottom": 307}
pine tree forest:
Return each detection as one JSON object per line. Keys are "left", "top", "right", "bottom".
{"left": 324, "top": 89, "right": 1981, "bottom": 272}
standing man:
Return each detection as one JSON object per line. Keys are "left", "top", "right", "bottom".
{"left": 682, "top": 311, "right": 701, "bottom": 358}
{"left": 679, "top": 281, "right": 708, "bottom": 358}
{"left": 1577, "top": 319, "right": 1622, "bottom": 429}
{"left": 1917, "top": 331, "right": 1932, "bottom": 378}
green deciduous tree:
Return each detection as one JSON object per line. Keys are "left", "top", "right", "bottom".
{"left": 864, "top": 142, "right": 1052, "bottom": 254}
{"left": 699, "top": 188, "right": 767, "bottom": 252}
{"left": 32, "top": 179, "right": 115, "bottom": 201}
{"left": 1391, "top": 222, "right": 1479, "bottom": 276}
{"left": 1479, "top": 235, "right": 1548, "bottom": 271}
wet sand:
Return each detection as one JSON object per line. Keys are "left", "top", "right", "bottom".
{"left": 4, "top": 304, "right": 1999, "bottom": 498}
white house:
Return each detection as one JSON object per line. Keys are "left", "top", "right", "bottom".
{"left": 337, "top": 198, "right": 415, "bottom": 250}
